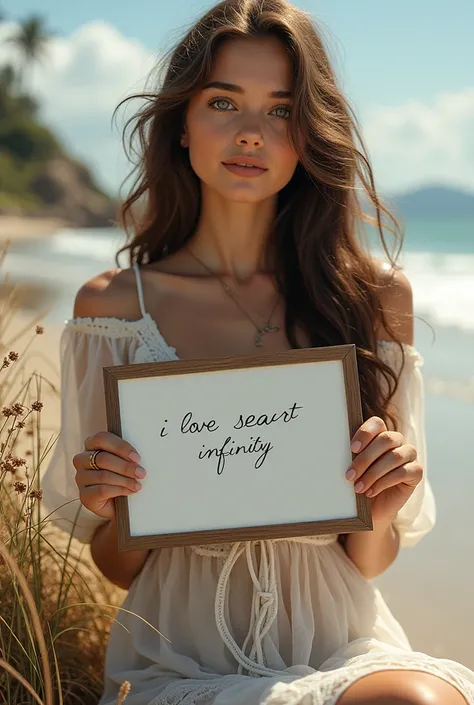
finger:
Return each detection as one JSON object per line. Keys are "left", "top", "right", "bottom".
{"left": 348, "top": 431, "right": 407, "bottom": 486}
{"left": 353, "top": 444, "right": 417, "bottom": 493}
{"left": 346, "top": 430, "right": 405, "bottom": 484}
{"left": 365, "top": 461, "right": 423, "bottom": 498}
{"left": 74, "top": 450, "right": 146, "bottom": 480}
{"left": 81, "top": 484, "right": 136, "bottom": 506}
{"left": 84, "top": 431, "right": 141, "bottom": 464}
{"left": 76, "top": 468, "right": 142, "bottom": 492}
{"left": 350, "top": 416, "right": 387, "bottom": 454}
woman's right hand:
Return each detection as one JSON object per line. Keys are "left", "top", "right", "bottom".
{"left": 73, "top": 432, "right": 146, "bottom": 520}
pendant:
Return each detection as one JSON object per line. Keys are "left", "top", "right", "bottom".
{"left": 255, "top": 324, "right": 280, "bottom": 347}
{"left": 262, "top": 323, "right": 280, "bottom": 334}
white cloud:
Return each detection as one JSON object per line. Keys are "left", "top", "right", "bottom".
{"left": 0, "top": 20, "right": 473, "bottom": 196}
{"left": 362, "top": 89, "right": 474, "bottom": 195}
{"left": 0, "top": 21, "right": 158, "bottom": 195}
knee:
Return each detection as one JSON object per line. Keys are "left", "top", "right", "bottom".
{"left": 336, "top": 670, "right": 467, "bottom": 705}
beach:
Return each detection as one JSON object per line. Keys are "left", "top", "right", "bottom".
{"left": 0, "top": 215, "right": 68, "bottom": 241}
{"left": 2, "top": 217, "right": 474, "bottom": 670}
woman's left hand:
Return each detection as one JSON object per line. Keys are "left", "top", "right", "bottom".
{"left": 346, "top": 416, "right": 423, "bottom": 526}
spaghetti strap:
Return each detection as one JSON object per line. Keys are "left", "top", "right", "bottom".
{"left": 132, "top": 262, "right": 147, "bottom": 318}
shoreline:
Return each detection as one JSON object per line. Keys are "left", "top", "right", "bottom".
{"left": 0, "top": 215, "right": 70, "bottom": 241}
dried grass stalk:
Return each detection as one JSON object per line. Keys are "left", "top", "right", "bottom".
{"left": 0, "top": 247, "right": 124, "bottom": 703}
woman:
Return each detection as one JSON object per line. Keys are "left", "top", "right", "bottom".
{"left": 41, "top": 1, "right": 474, "bottom": 703}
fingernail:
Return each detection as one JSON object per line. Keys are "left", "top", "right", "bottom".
{"left": 346, "top": 468, "right": 356, "bottom": 481}
{"left": 129, "top": 451, "right": 141, "bottom": 463}
{"left": 366, "top": 489, "right": 373, "bottom": 497}
{"left": 134, "top": 481, "right": 142, "bottom": 491}
{"left": 135, "top": 466, "right": 147, "bottom": 479}
{"left": 351, "top": 440, "right": 362, "bottom": 453}
{"left": 354, "top": 481, "right": 364, "bottom": 493}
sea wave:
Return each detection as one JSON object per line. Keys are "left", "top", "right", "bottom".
{"left": 5, "top": 228, "right": 474, "bottom": 335}
{"left": 53, "top": 232, "right": 474, "bottom": 334}
{"left": 401, "top": 252, "right": 474, "bottom": 333}
{"left": 425, "top": 376, "right": 474, "bottom": 403}
{"left": 51, "top": 228, "right": 125, "bottom": 261}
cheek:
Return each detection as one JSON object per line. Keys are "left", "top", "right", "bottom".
{"left": 189, "top": 108, "right": 229, "bottom": 148}
{"left": 187, "top": 115, "right": 227, "bottom": 176}
{"left": 283, "top": 143, "right": 300, "bottom": 172}
{"left": 272, "top": 131, "right": 299, "bottom": 182}
{"left": 270, "top": 122, "right": 299, "bottom": 161}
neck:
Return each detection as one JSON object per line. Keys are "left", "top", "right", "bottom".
{"left": 189, "top": 188, "right": 277, "bottom": 282}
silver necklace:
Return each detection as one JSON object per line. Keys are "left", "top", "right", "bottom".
{"left": 187, "top": 248, "right": 280, "bottom": 347}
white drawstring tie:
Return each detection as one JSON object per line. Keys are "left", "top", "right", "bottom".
{"left": 194, "top": 534, "right": 338, "bottom": 677}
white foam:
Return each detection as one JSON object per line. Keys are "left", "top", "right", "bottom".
{"left": 51, "top": 228, "right": 123, "bottom": 261}
{"left": 400, "top": 252, "right": 474, "bottom": 332}
{"left": 6, "top": 228, "right": 474, "bottom": 334}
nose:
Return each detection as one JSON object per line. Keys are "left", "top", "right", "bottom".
{"left": 236, "top": 124, "right": 264, "bottom": 149}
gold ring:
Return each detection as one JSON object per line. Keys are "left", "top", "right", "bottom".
{"left": 88, "top": 450, "right": 101, "bottom": 471}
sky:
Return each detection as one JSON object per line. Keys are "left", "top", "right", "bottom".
{"left": 1, "top": 0, "right": 473, "bottom": 197}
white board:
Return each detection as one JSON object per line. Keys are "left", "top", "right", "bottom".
{"left": 104, "top": 347, "right": 371, "bottom": 549}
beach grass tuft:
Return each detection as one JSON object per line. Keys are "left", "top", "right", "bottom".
{"left": 0, "top": 243, "right": 124, "bottom": 704}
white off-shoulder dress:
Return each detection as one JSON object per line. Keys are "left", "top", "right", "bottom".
{"left": 41, "top": 265, "right": 474, "bottom": 704}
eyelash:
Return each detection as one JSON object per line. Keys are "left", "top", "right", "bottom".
{"left": 207, "top": 97, "right": 291, "bottom": 120}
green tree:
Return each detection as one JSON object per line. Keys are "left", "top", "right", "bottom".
{"left": 0, "top": 64, "right": 15, "bottom": 93}
{"left": 5, "top": 15, "right": 54, "bottom": 90}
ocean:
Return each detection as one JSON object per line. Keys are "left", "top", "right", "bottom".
{"left": 4, "top": 218, "right": 474, "bottom": 667}
{"left": 5, "top": 218, "right": 474, "bottom": 329}
{"left": 5, "top": 218, "right": 474, "bottom": 381}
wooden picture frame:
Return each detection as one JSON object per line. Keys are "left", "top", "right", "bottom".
{"left": 103, "top": 345, "right": 372, "bottom": 552}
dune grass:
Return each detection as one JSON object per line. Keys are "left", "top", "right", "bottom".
{"left": 0, "top": 242, "right": 129, "bottom": 704}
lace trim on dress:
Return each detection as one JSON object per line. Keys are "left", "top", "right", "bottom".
{"left": 66, "top": 315, "right": 145, "bottom": 338}
{"left": 66, "top": 313, "right": 179, "bottom": 360}
{"left": 153, "top": 677, "right": 244, "bottom": 705}
{"left": 314, "top": 652, "right": 474, "bottom": 705}
{"left": 134, "top": 313, "right": 179, "bottom": 363}
{"left": 154, "top": 652, "right": 474, "bottom": 705}
{"left": 66, "top": 314, "right": 423, "bottom": 370}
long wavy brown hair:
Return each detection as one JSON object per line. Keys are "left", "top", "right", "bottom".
{"left": 114, "top": 0, "right": 407, "bottom": 431}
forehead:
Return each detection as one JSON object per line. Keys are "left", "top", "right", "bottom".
{"left": 209, "top": 36, "right": 293, "bottom": 90}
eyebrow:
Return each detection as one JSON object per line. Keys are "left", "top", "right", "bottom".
{"left": 201, "top": 81, "right": 292, "bottom": 99}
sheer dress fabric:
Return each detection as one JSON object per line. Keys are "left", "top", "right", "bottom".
{"left": 41, "top": 268, "right": 474, "bottom": 704}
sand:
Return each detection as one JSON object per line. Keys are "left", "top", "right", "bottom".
{"left": 0, "top": 215, "right": 68, "bottom": 242}
{"left": 2, "top": 310, "right": 62, "bottom": 429}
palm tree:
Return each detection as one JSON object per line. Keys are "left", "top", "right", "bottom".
{"left": 5, "top": 15, "right": 54, "bottom": 90}
{"left": 0, "top": 64, "right": 15, "bottom": 92}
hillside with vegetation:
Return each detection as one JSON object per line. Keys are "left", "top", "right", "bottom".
{"left": 0, "top": 12, "right": 117, "bottom": 227}
{"left": 394, "top": 185, "right": 474, "bottom": 218}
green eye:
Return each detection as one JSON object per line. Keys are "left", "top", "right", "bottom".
{"left": 271, "top": 106, "right": 291, "bottom": 120}
{"left": 208, "top": 98, "right": 235, "bottom": 111}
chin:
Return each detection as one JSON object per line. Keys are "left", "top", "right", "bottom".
{"left": 199, "top": 176, "right": 279, "bottom": 204}
{"left": 216, "top": 186, "right": 277, "bottom": 204}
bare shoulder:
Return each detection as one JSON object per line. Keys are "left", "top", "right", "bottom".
{"left": 372, "top": 259, "right": 414, "bottom": 345}
{"left": 73, "top": 267, "right": 141, "bottom": 320}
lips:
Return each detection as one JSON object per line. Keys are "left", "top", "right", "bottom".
{"left": 222, "top": 163, "right": 267, "bottom": 178}
{"left": 222, "top": 156, "right": 267, "bottom": 170}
